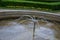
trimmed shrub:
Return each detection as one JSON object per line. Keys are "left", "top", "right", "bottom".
{"left": 1, "top": 1, "right": 60, "bottom": 10}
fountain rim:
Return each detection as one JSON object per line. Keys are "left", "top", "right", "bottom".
{"left": 0, "top": 10, "right": 60, "bottom": 22}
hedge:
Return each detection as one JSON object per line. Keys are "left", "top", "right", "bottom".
{"left": 28, "top": 0, "right": 60, "bottom": 1}
{"left": 0, "top": 1, "right": 60, "bottom": 10}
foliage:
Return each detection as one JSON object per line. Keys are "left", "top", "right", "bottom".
{"left": 0, "top": 0, "right": 60, "bottom": 10}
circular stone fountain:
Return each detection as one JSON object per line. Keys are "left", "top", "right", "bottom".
{"left": 0, "top": 10, "right": 60, "bottom": 40}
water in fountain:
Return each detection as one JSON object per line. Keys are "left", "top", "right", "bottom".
{"left": 22, "top": 15, "right": 55, "bottom": 40}
{"left": 0, "top": 15, "right": 34, "bottom": 40}
{"left": 33, "top": 17, "right": 55, "bottom": 40}
{"left": 0, "top": 15, "right": 60, "bottom": 40}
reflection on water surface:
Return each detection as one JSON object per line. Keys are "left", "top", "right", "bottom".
{"left": 0, "top": 19, "right": 60, "bottom": 40}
